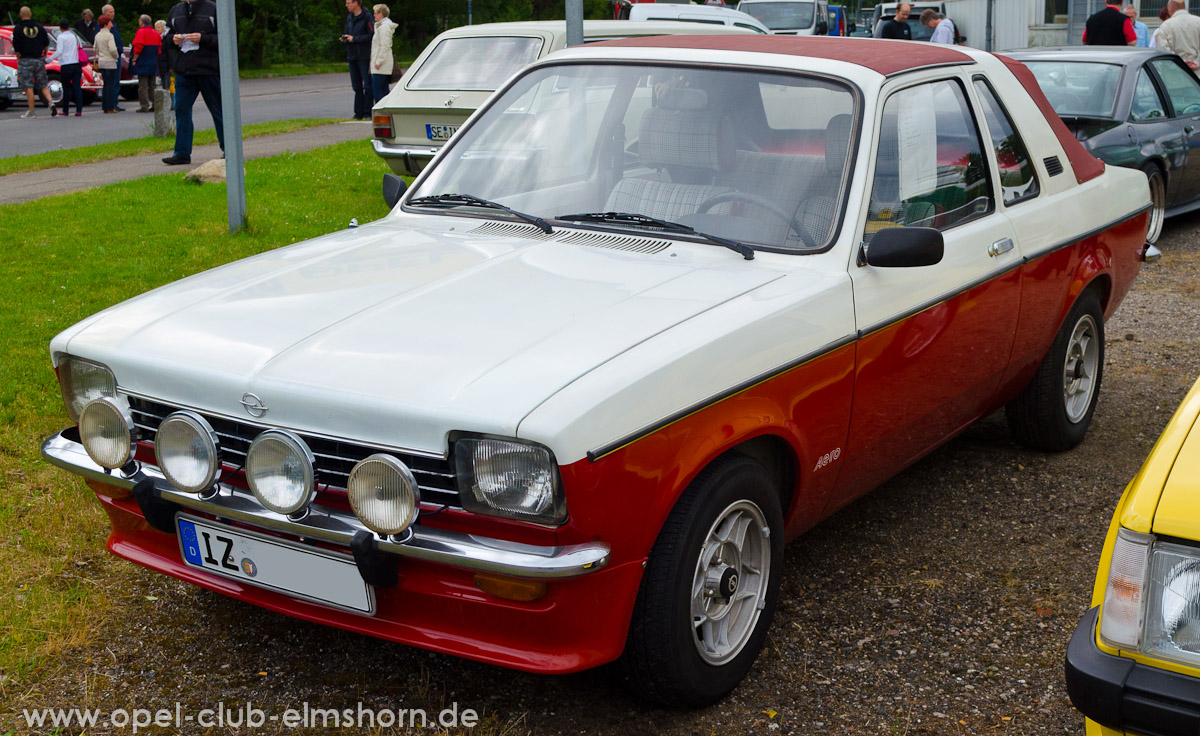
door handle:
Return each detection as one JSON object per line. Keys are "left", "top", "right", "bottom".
{"left": 988, "top": 238, "right": 1014, "bottom": 258}
{"left": 1187, "top": 125, "right": 1195, "bottom": 134}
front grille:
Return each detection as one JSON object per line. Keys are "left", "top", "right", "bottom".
{"left": 126, "top": 395, "right": 460, "bottom": 508}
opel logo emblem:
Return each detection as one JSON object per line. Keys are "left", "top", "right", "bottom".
{"left": 444, "top": 93, "right": 459, "bottom": 107}
{"left": 728, "top": 573, "right": 738, "bottom": 593}
{"left": 239, "top": 392, "right": 268, "bottom": 418}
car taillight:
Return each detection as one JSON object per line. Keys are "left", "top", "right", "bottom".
{"left": 374, "top": 114, "right": 393, "bottom": 139}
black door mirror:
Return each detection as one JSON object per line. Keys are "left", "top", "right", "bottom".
{"left": 383, "top": 173, "right": 408, "bottom": 208}
{"left": 816, "top": 21, "right": 829, "bottom": 34}
{"left": 862, "top": 227, "right": 944, "bottom": 268}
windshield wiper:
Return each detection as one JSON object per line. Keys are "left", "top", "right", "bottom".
{"left": 408, "top": 193, "right": 553, "bottom": 234}
{"left": 555, "top": 212, "right": 755, "bottom": 260}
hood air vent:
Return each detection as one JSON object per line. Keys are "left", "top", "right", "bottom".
{"left": 468, "top": 222, "right": 672, "bottom": 254}
{"left": 468, "top": 221, "right": 556, "bottom": 240}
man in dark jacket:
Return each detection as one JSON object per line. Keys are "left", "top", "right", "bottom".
{"left": 74, "top": 9, "right": 98, "bottom": 43}
{"left": 342, "top": 0, "right": 373, "bottom": 120}
{"left": 879, "top": 3, "right": 912, "bottom": 40}
{"left": 161, "top": 0, "right": 224, "bottom": 165}
{"left": 12, "top": 6, "right": 55, "bottom": 118}
{"left": 1083, "top": 0, "right": 1137, "bottom": 45}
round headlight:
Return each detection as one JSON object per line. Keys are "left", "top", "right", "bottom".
{"left": 79, "top": 397, "right": 136, "bottom": 470}
{"left": 348, "top": 454, "right": 421, "bottom": 536}
{"left": 246, "top": 430, "right": 315, "bottom": 515}
{"left": 155, "top": 411, "right": 220, "bottom": 494}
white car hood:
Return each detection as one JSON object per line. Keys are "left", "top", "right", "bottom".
{"left": 57, "top": 217, "right": 783, "bottom": 454}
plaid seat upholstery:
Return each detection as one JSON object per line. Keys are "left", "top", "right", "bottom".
{"left": 604, "top": 93, "right": 734, "bottom": 221}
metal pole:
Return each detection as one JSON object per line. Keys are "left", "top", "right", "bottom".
{"left": 985, "top": 0, "right": 994, "bottom": 52}
{"left": 468, "top": 0, "right": 473, "bottom": 24}
{"left": 217, "top": 0, "right": 246, "bottom": 232}
{"left": 566, "top": 0, "right": 584, "bottom": 47}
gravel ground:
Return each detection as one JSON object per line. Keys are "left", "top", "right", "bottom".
{"left": 6, "top": 214, "right": 1200, "bottom": 735}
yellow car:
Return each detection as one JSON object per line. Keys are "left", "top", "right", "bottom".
{"left": 1067, "top": 375, "right": 1200, "bottom": 734}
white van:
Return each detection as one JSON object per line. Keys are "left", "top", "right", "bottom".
{"left": 736, "top": 0, "right": 830, "bottom": 35}
{"left": 626, "top": 4, "right": 770, "bottom": 34}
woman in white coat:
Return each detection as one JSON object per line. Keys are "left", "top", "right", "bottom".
{"left": 370, "top": 4, "right": 397, "bottom": 104}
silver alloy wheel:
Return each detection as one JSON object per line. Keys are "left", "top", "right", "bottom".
{"left": 1146, "top": 169, "right": 1165, "bottom": 246}
{"left": 691, "top": 499, "right": 771, "bottom": 665}
{"left": 1063, "top": 313, "right": 1100, "bottom": 424}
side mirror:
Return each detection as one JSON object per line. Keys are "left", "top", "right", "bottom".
{"left": 849, "top": 22, "right": 857, "bottom": 32}
{"left": 383, "top": 173, "right": 408, "bottom": 208}
{"left": 862, "top": 227, "right": 944, "bottom": 268}
{"left": 817, "top": 21, "right": 829, "bottom": 34}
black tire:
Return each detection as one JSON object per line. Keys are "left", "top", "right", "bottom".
{"left": 120, "top": 85, "right": 138, "bottom": 101}
{"left": 81, "top": 90, "right": 96, "bottom": 107}
{"left": 1142, "top": 164, "right": 1165, "bottom": 246}
{"left": 619, "top": 454, "right": 784, "bottom": 707}
{"left": 0, "top": 97, "right": 10, "bottom": 111}
{"left": 1006, "top": 290, "right": 1105, "bottom": 451}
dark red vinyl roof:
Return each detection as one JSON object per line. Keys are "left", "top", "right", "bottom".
{"left": 593, "top": 35, "right": 974, "bottom": 76}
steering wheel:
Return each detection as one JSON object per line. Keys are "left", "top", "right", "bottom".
{"left": 696, "top": 191, "right": 818, "bottom": 250}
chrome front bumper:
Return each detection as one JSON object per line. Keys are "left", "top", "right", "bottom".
{"left": 371, "top": 139, "right": 440, "bottom": 175}
{"left": 42, "top": 430, "right": 609, "bottom": 580}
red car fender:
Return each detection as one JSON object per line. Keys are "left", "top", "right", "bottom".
{"left": 555, "top": 345, "right": 856, "bottom": 565}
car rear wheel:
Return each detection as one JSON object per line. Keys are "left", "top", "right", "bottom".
{"left": 1006, "top": 290, "right": 1104, "bottom": 451}
{"left": 1143, "top": 164, "right": 1165, "bottom": 246}
{"left": 620, "top": 455, "right": 784, "bottom": 707}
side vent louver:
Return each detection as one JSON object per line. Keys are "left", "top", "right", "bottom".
{"left": 468, "top": 222, "right": 556, "bottom": 240}
{"left": 1044, "top": 156, "right": 1064, "bottom": 177}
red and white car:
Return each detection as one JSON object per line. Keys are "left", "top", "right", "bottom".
{"left": 43, "top": 37, "right": 1150, "bottom": 705}
{"left": 0, "top": 26, "right": 102, "bottom": 106}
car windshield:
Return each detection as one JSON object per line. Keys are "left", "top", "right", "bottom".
{"left": 409, "top": 63, "right": 857, "bottom": 252}
{"left": 740, "top": 2, "right": 816, "bottom": 29}
{"left": 1024, "top": 61, "right": 1122, "bottom": 118}
{"left": 406, "top": 36, "right": 544, "bottom": 91}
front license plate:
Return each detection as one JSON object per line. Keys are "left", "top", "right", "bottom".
{"left": 426, "top": 123, "right": 459, "bottom": 141}
{"left": 176, "top": 515, "right": 374, "bottom": 615}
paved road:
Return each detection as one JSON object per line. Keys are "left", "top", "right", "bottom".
{"left": 0, "top": 121, "right": 372, "bottom": 204}
{"left": 0, "top": 73, "right": 354, "bottom": 158}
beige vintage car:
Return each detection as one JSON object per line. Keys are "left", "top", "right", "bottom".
{"left": 370, "top": 20, "right": 757, "bottom": 177}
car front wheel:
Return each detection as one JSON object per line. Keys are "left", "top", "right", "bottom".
{"left": 620, "top": 455, "right": 784, "bottom": 707}
{"left": 1006, "top": 290, "right": 1104, "bottom": 451}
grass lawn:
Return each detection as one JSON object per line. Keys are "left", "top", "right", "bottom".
{"left": 0, "top": 118, "right": 341, "bottom": 178}
{"left": 0, "top": 140, "right": 393, "bottom": 691}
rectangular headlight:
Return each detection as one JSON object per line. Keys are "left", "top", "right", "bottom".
{"left": 1100, "top": 528, "right": 1153, "bottom": 650}
{"left": 56, "top": 355, "right": 118, "bottom": 423}
{"left": 1144, "top": 541, "right": 1200, "bottom": 667}
{"left": 454, "top": 437, "right": 566, "bottom": 525}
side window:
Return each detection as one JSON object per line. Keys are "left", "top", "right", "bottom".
{"left": 972, "top": 78, "right": 1040, "bottom": 206}
{"left": 1151, "top": 59, "right": 1200, "bottom": 117}
{"left": 1131, "top": 69, "right": 1167, "bottom": 121}
{"left": 865, "top": 79, "right": 992, "bottom": 241}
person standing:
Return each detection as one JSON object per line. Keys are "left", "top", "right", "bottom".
{"left": 369, "top": 4, "right": 396, "bottom": 104}
{"left": 1083, "top": 0, "right": 1137, "bottom": 45}
{"left": 74, "top": 9, "right": 98, "bottom": 44}
{"left": 161, "top": 0, "right": 223, "bottom": 165}
{"left": 1157, "top": 0, "right": 1200, "bottom": 71}
{"left": 100, "top": 4, "right": 126, "bottom": 111}
{"left": 47, "top": 18, "right": 83, "bottom": 116}
{"left": 12, "top": 6, "right": 55, "bottom": 119}
{"left": 1123, "top": 5, "right": 1150, "bottom": 47}
{"left": 919, "top": 9, "right": 956, "bottom": 44}
{"left": 1151, "top": 6, "right": 1172, "bottom": 48}
{"left": 342, "top": 0, "right": 374, "bottom": 120}
{"left": 155, "top": 19, "right": 173, "bottom": 109}
{"left": 130, "top": 14, "right": 160, "bottom": 112}
{"left": 879, "top": 3, "right": 911, "bottom": 40}
{"left": 95, "top": 15, "right": 120, "bottom": 112}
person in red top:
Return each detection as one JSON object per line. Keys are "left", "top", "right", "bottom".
{"left": 130, "top": 14, "right": 161, "bottom": 112}
{"left": 1082, "top": 0, "right": 1137, "bottom": 45}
